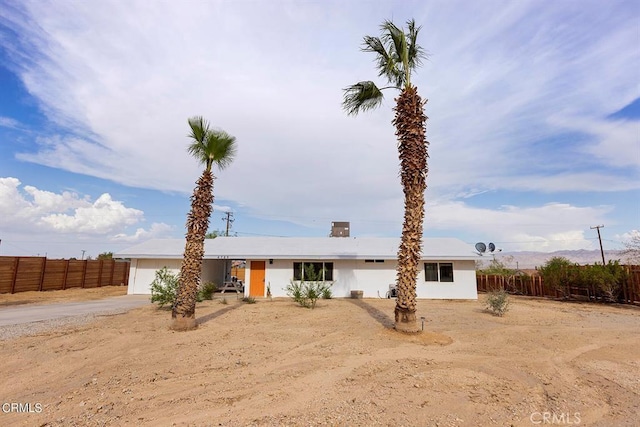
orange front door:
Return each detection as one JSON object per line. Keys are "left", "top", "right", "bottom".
{"left": 249, "top": 261, "right": 266, "bottom": 297}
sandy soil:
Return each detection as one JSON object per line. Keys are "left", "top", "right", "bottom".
{"left": 1, "top": 289, "right": 638, "bottom": 426}
{"left": 0, "top": 287, "right": 128, "bottom": 306}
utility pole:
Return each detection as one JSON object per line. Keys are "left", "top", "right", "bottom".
{"left": 222, "top": 212, "right": 234, "bottom": 237}
{"left": 590, "top": 225, "right": 606, "bottom": 265}
{"left": 81, "top": 249, "right": 86, "bottom": 260}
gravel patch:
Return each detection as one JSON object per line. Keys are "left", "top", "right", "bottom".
{"left": 0, "top": 309, "right": 129, "bottom": 341}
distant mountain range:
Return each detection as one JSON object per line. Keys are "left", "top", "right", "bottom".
{"left": 480, "top": 249, "right": 627, "bottom": 270}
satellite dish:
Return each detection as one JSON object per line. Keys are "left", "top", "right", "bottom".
{"left": 488, "top": 242, "right": 496, "bottom": 253}
{"left": 475, "top": 242, "right": 487, "bottom": 253}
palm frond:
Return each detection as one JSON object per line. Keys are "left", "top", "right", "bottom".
{"left": 363, "top": 35, "right": 403, "bottom": 87}
{"left": 205, "top": 130, "right": 237, "bottom": 171}
{"left": 187, "top": 117, "right": 237, "bottom": 171}
{"left": 362, "top": 36, "right": 388, "bottom": 58}
{"left": 379, "top": 20, "right": 412, "bottom": 87}
{"left": 187, "top": 116, "right": 208, "bottom": 143}
{"left": 343, "top": 18, "right": 425, "bottom": 114}
{"left": 381, "top": 20, "right": 407, "bottom": 66}
{"left": 406, "top": 19, "right": 426, "bottom": 70}
{"left": 342, "top": 81, "right": 385, "bottom": 116}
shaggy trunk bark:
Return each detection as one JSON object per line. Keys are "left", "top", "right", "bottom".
{"left": 393, "top": 86, "right": 428, "bottom": 333}
{"left": 171, "top": 171, "right": 214, "bottom": 331}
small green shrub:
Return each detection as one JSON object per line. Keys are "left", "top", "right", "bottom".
{"left": 539, "top": 257, "right": 575, "bottom": 298}
{"left": 485, "top": 289, "right": 510, "bottom": 316}
{"left": 150, "top": 267, "right": 180, "bottom": 308}
{"left": 220, "top": 297, "right": 228, "bottom": 305}
{"left": 286, "top": 280, "right": 305, "bottom": 305}
{"left": 242, "top": 296, "right": 256, "bottom": 304}
{"left": 286, "top": 264, "right": 333, "bottom": 309}
{"left": 198, "top": 281, "right": 217, "bottom": 300}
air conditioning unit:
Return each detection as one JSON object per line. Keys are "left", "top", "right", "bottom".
{"left": 330, "top": 221, "right": 350, "bottom": 237}
{"left": 388, "top": 284, "right": 397, "bottom": 298}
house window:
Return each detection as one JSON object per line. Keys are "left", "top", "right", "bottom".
{"left": 365, "top": 259, "right": 385, "bottom": 263}
{"left": 439, "top": 263, "right": 454, "bottom": 282}
{"left": 293, "top": 262, "right": 334, "bottom": 281}
{"left": 424, "top": 262, "right": 454, "bottom": 282}
{"left": 424, "top": 263, "right": 439, "bottom": 281}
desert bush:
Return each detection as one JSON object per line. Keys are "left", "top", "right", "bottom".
{"left": 220, "top": 297, "right": 228, "bottom": 305}
{"left": 485, "top": 289, "right": 510, "bottom": 316}
{"left": 286, "top": 280, "right": 305, "bottom": 305}
{"left": 540, "top": 257, "right": 627, "bottom": 302}
{"left": 242, "top": 296, "right": 256, "bottom": 304}
{"left": 198, "top": 281, "right": 217, "bottom": 300}
{"left": 150, "top": 267, "right": 180, "bottom": 308}
{"left": 580, "top": 261, "right": 627, "bottom": 302}
{"left": 539, "top": 257, "right": 576, "bottom": 298}
{"left": 286, "top": 265, "right": 332, "bottom": 309}
{"left": 321, "top": 286, "right": 333, "bottom": 299}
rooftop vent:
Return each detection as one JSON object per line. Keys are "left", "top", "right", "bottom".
{"left": 330, "top": 221, "right": 350, "bottom": 237}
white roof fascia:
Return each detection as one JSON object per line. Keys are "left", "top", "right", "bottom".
{"left": 114, "top": 237, "right": 480, "bottom": 261}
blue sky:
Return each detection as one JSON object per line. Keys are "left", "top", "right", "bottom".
{"left": 0, "top": 0, "right": 638, "bottom": 259}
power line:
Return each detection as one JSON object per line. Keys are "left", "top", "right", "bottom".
{"left": 222, "top": 212, "right": 234, "bottom": 237}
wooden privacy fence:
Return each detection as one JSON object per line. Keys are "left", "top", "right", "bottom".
{"left": 477, "top": 265, "right": 640, "bottom": 304}
{"left": 0, "top": 256, "right": 130, "bottom": 294}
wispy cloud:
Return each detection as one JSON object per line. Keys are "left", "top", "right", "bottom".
{"left": 0, "top": 116, "right": 21, "bottom": 129}
{"left": 429, "top": 200, "right": 613, "bottom": 251}
{"left": 0, "top": 0, "right": 637, "bottom": 252}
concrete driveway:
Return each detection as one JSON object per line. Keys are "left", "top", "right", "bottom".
{"left": 0, "top": 295, "right": 151, "bottom": 327}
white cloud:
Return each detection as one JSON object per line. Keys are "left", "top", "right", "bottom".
{"left": 112, "top": 223, "right": 173, "bottom": 242}
{"left": 425, "top": 200, "right": 612, "bottom": 252}
{"left": 0, "top": 177, "right": 168, "bottom": 239}
{"left": 23, "top": 184, "right": 89, "bottom": 213}
{"left": 39, "top": 193, "right": 143, "bottom": 234}
{"left": 617, "top": 229, "right": 640, "bottom": 242}
{"left": 0, "top": 1, "right": 638, "bottom": 253}
{"left": 584, "top": 120, "right": 640, "bottom": 168}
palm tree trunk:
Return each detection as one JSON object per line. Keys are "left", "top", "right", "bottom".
{"left": 171, "top": 170, "right": 214, "bottom": 331}
{"left": 393, "top": 86, "right": 428, "bottom": 333}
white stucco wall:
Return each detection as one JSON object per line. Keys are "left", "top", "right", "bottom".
{"left": 127, "top": 258, "right": 181, "bottom": 294}
{"left": 418, "top": 260, "right": 478, "bottom": 299}
{"left": 127, "top": 257, "right": 477, "bottom": 299}
{"left": 127, "top": 259, "right": 233, "bottom": 295}
{"left": 250, "top": 258, "right": 477, "bottom": 300}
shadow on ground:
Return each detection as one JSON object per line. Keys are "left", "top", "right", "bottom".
{"left": 346, "top": 298, "right": 395, "bottom": 329}
{"left": 196, "top": 302, "right": 243, "bottom": 326}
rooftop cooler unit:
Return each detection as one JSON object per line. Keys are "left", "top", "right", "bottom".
{"left": 330, "top": 221, "right": 350, "bottom": 237}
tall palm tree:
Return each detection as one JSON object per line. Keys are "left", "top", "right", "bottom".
{"left": 171, "top": 116, "right": 237, "bottom": 331}
{"left": 343, "top": 19, "right": 428, "bottom": 333}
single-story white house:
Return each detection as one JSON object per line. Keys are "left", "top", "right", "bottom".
{"left": 115, "top": 237, "right": 480, "bottom": 299}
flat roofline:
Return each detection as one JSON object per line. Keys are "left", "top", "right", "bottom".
{"left": 125, "top": 255, "right": 478, "bottom": 261}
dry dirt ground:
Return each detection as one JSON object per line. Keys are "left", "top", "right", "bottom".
{"left": 1, "top": 288, "right": 639, "bottom": 426}
{"left": 0, "top": 287, "right": 128, "bottom": 306}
